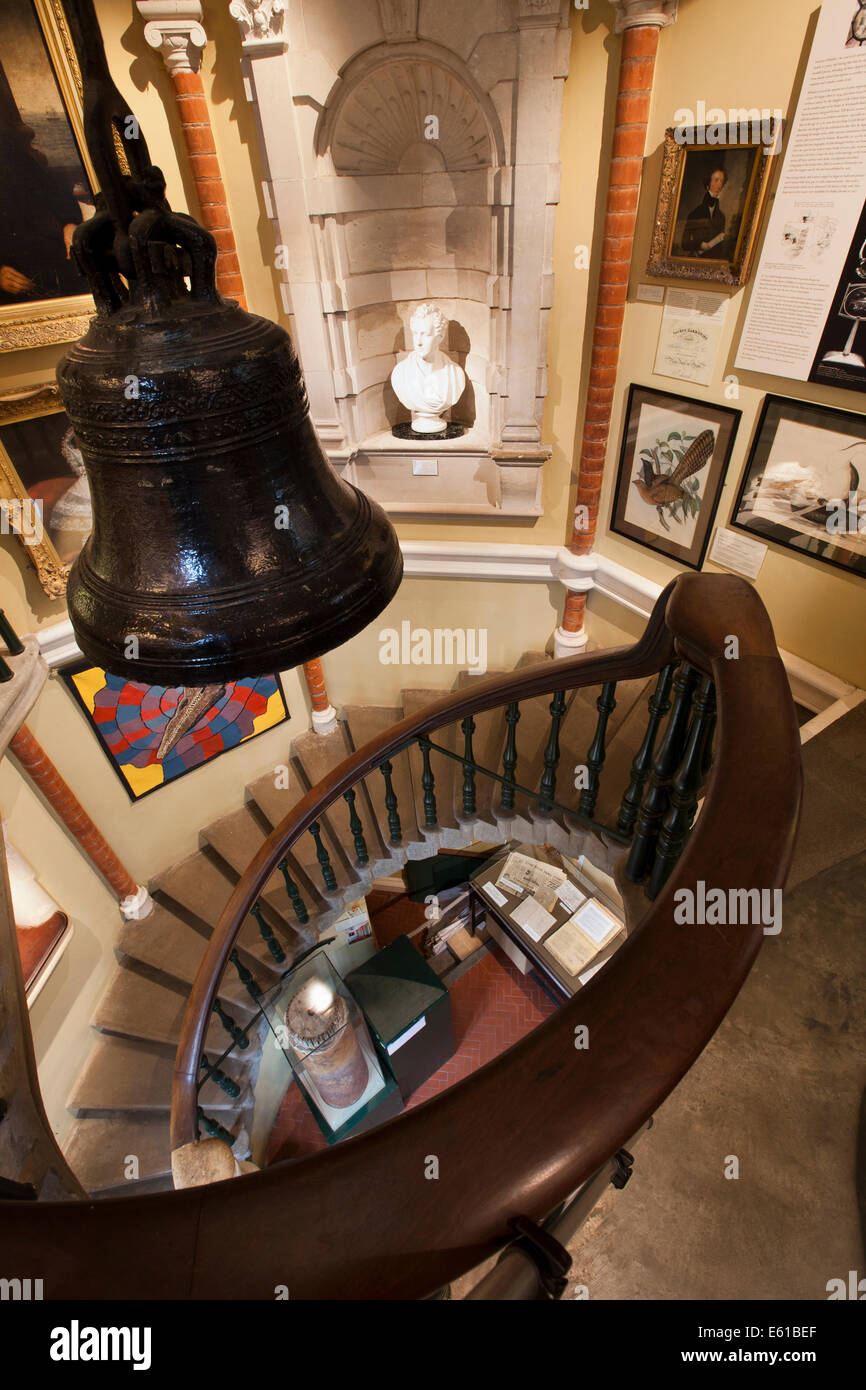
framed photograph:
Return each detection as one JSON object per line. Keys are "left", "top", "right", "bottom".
{"left": 59, "top": 665, "right": 290, "bottom": 802}
{"left": 647, "top": 123, "right": 781, "bottom": 287}
{"left": 730, "top": 395, "right": 866, "bottom": 578}
{"left": 0, "top": 0, "right": 97, "bottom": 351}
{"left": 610, "top": 384, "right": 741, "bottom": 569}
{"left": 0, "top": 382, "right": 89, "bottom": 597}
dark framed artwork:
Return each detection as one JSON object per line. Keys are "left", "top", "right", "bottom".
{"left": 610, "top": 384, "right": 741, "bottom": 569}
{"left": 647, "top": 123, "right": 781, "bottom": 287}
{"left": 0, "top": 0, "right": 97, "bottom": 350}
{"left": 0, "top": 382, "right": 87, "bottom": 597}
{"left": 59, "top": 664, "right": 290, "bottom": 802}
{"left": 730, "top": 395, "right": 866, "bottom": 578}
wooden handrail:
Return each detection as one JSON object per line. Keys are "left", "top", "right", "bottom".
{"left": 0, "top": 574, "right": 802, "bottom": 1299}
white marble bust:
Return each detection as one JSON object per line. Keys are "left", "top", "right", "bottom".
{"left": 391, "top": 304, "right": 466, "bottom": 434}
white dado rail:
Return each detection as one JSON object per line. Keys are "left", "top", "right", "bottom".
{"left": 230, "top": 0, "right": 571, "bottom": 517}
{"left": 32, "top": 542, "right": 858, "bottom": 718}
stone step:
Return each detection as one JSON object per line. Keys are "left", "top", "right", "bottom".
{"left": 66, "top": 1034, "right": 252, "bottom": 1117}
{"left": 64, "top": 1115, "right": 174, "bottom": 1194}
{"left": 246, "top": 761, "right": 355, "bottom": 903}
{"left": 201, "top": 805, "right": 317, "bottom": 955}
{"left": 343, "top": 704, "right": 430, "bottom": 860}
{"left": 116, "top": 901, "right": 272, "bottom": 1011}
{"left": 292, "top": 724, "right": 389, "bottom": 875}
{"left": 91, "top": 964, "right": 261, "bottom": 1055}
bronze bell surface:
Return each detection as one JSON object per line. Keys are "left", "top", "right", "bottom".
{"left": 56, "top": 0, "right": 401, "bottom": 689}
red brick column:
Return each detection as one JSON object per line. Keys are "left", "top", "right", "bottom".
{"left": 561, "top": 18, "right": 666, "bottom": 639}
{"left": 9, "top": 724, "right": 151, "bottom": 916}
{"left": 302, "top": 659, "right": 338, "bottom": 735}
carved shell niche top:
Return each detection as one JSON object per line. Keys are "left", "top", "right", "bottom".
{"left": 330, "top": 60, "right": 492, "bottom": 176}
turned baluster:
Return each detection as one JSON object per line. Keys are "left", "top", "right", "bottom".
{"left": 278, "top": 858, "right": 309, "bottom": 924}
{"left": 578, "top": 682, "right": 617, "bottom": 818}
{"left": 309, "top": 820, "right": 338, "bottom": 890}
{"left": 200, "top": 1053, "right": 241, "bottom": 1099}
{"left": 648, "top": 676, "right": 717, "bottom": 899}
{"left": 212, "top": 1000, "right": 249, "bottom": 1050}
{"left": 197, "top": 1109, "right": 235, "bottom": 1145}
{"left": 500, "top": 702, "right": 521, "bottom": 814}
{"left": 417, "top": 737, "right": 438, "bottom": 827}
{"left": 539, "top": 689, "right": 567, "bottom": 815}
{"left": 229, "top": 948, "right": 262, "bottom": 1001}
{"left": 250, "top": 902, "right": 285, "bottom": 963}
{"left": 343, "top": 787, "right": 370, "bottom": 865}
{"left": 378, "top": 761, "right": 402, "bottom": 844}
{"left": 625, "top": 663, "right": 700, "bottom": 883}
{"left": 617, "top": 663, "right": 677, "bottom": 835}
{"left": 461, "top": 716, "right": 477, "bottom": 817}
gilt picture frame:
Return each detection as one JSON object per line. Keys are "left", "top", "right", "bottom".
{"left": 647, "top": 122, "right": 781, "bottom": 288}
{"left": 610, "top": 384, "right": 741, "bottom": 569}
{"left": 730, "top": 394, "right": 866, "bottom": 579}
{"left": 0, "top": 382, "right": 86, "bottom": 597}
{"left": 0, "top": 0, "right": 97, "bottom": 351}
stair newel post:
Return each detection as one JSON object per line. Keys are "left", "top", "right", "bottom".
{"left": 499, "top": 702, "right": 521, "bottom": 814}
{"left": 625, "top": 663, "right": 700, "bottom": 883}
{"left": 308, "top": 821, "right": 338, "bottom": 890}
{"left": 417, "top": 737, "right": 439, "bottom": 828}
{"left": 378, "top": 761, "right": 403, "bottom": 844}
{"left": 648, "top": 676, "right": 717, "bottom": 899}
{"left": 250, "top": 902, "right": 285, "bottom": 963}
{"left": 212, "top": 1000, "right": 249, "bottom": 1050}
{"left": 343, "top": 788, "right": 370, "bottom": 865}
{"left": 617, "top": 663, "right": 677, "bottom": 834}
{"left": 200, "top": 1054, "right": 241, "bottom": 1099}
{"left": 278, "top": 858, "right": 309, "bottom": 924}
{"left": 461, "top": 716, "right": 477, "bottom": 817}
{"left": 578, "top": 682, "right": 617, "bottom": 818}
{"left": 197, "top": 1109, "right": 235, "bottom": 1146}
{"left": 229, "top": 948, "right": 263, "bottom": 1002}
{"left": 538, "top": 690, "right": 567, "bottom": 815}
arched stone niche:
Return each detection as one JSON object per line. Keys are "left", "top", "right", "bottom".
{"left": 231, "top": 0, "right": 571, "bottom": 517}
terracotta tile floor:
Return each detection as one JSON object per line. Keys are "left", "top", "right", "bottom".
{"left": 266, "top": 942, "right": 559, "bottom": 1165}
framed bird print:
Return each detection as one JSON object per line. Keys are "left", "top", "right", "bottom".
{"left": 610, "top": 385, "right": 741, "bottom": 569}
{"left": 730, "top": 395, "right": 866, "bottom": 578}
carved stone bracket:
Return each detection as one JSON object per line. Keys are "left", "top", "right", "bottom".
{"left": 228, "top": 0, "right": 287, "bottom": 51}
{"left": 137, "top": 1, "right": 207, "bottom": 74}
{"left": 608, "top": 0, "right": 678, "bottom": 31}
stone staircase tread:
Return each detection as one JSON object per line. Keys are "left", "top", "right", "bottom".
{"left": 91, "top": 965, "right": 258, "bottom": 1053}
{"left": 246, "top": 764, "right": 354, "bottom": 897}
{"left": 64, "top": 1115, "right": 173, "bottom": 1193}
{"left": 66, "top": 1034, "right": 249, "bottom": 1115}
{"left": 149, "top": 849, "right": 236, "bottom": 930}
{"left": 293, "top": 724, "right": 388, "bottom": 867}
{"left": 201, "top": 803, "right": 290, "bottom": 901}
{"left": 344, "top": 704, "right": 425, "bottom": 848}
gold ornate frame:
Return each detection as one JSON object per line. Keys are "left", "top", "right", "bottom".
{"left": 647, "top": 123, "right": 781, "bottom": 288}
{"left": 0, "top": 0, "right": 97, "bottom": 351}
{"left": 0, "top": 382, "right": 74, "bottom": 597}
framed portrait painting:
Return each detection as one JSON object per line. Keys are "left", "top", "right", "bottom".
{"left": 647, "top": 122, "right": 781, "bottom": 287}
{"left": 0, "top": 382, "right": 89, "bottom": 597}
{"left": 59, "top": 664, "right": 290, "bottom": 802}
{"left": 610, "top": 385, "right": 741, "bottom": 569}
{"left": 0, "top": 0, "right": 97, "bottom": 351}
{"left": 730, "top": 395, "right": 866, "bottom": 578}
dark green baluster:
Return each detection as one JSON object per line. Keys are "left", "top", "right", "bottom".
{"left": 499, "top": 702, "right": 520, "bottom": 814}
{"left": 625, "top": 663, "right": 699, "bottom": 883}
{"left": 538, "top": 689, "right": 567, "bottom": 815}
{"left": 617, "top": 663, "right": 677, "bottom": 835}
{"left": 197, "top": 1109, "right": 235, "bottom": 1145}
{"left": 250, "top": 902, "right": 285, "bottom": 963}
{"left": 417, "top": 737, "right": 438, "bottom": 827}
{"left": 309, "top": 820, "right": 338, "bottom": 890}
{"left": 200, "top": 1053, "right": 241, "bottom": 1099}
{"left": 379, "top": 760, "right": 402, "bottom": 844}
{"left": 343, "top": 787, "right": 370, "bottom": 865}
{"left": 229, "top": 948, "right": 262, "bottom": 1001}
{"left": 212, "top": 1000, "right": 249, "bottom": 1049}
{"left": 578, "top": 681, "right": 617, "bottom": 818}
{"left": 278, "top": 858, "right": 309, "bottom": 924}
{"left": 461, "top": 716, "right": 476, "bottom": 816}
{"left": 648, "top": 677, "right": 717, "bottom": 899}
{"left": 0, "top": 610, "right": 24, "bottom": 655}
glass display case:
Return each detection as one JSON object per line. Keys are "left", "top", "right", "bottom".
{"left": 259, "top": 949, "right": 399, "bottom": 1145}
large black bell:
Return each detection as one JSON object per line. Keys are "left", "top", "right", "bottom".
{"left": 56, "top": 1, "right": 401, "bottom": 689}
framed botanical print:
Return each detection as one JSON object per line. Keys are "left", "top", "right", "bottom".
{"left": 730, "top": 395, "right": 866, "bottom": 578}
{"left": 0, "top": 382, "right": 89, "bottom": 597}
{"left": 59, "top": 664, "right": 290, "bottom": 802}
{"left": 0, "top": 0, "right": 97, "bottom": 351}
{"left": 610, "top": 385, "right": 741, "bottom": 569}
{"left": 647, "top": 122, "right": 781, "bottom": 287}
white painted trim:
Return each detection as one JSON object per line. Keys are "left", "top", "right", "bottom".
{"left": 32, "top": 619, "right": 81, "bottom": 670}
{"left": 799, "top": 689, "right": 866, "bottom": 744}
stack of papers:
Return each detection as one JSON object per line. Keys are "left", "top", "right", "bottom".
{"left": 510, "top": 896, "right": 556, "bottom": 943}
{"left": 545, "top": 898, "right": 623, "bottom": 978}
{"left": 495, "top": 852, "right": 566, "bottom": 911}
